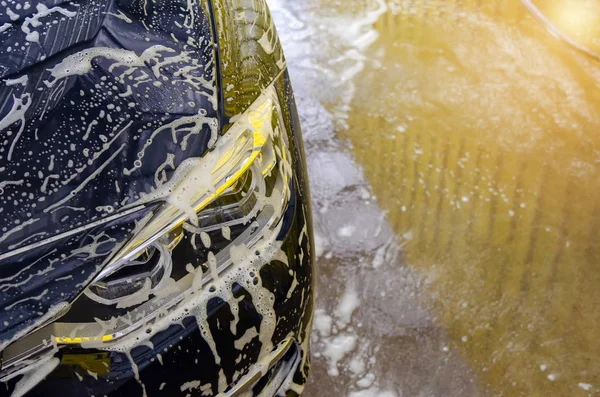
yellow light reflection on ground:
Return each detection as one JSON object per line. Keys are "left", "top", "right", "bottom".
{"left": 340, "top": 0, "right": 600, "bottom": 395}
{"left": 529, "top": 0, "right": 600, "bottom": 54}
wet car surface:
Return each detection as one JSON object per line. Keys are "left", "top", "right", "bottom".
{"left": 271, "top": 0, "right": 600, "bottom": 396}
{"left": 0, "top": 0, "right": 314, "bottom": 395}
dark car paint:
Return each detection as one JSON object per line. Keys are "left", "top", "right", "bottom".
{"left": 13, "top": 74, "right": 313, "bottom": 397}
{"left": 0, "top": 0, "right": 314, "bottom": 395}
{"left": 0, "top": 0, "right": 218, "bottom": 249}
{"left": 0, "top": 0, "right": 218, "bottom": 347}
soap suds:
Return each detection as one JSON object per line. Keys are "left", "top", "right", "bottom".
{"left": 337, "top": 225, "right": 356, "bottom": 238}
{"left": 348, "top": 388, "right": 398, "bottom": 397}
{"left": 335, "top": 280, "right": 360, "bottom": 327}
{"left": 323, "top": 333, "right": 357, "bottom": 376}
{"left": 578, "top": 383, "right": 593, "bottom": 391}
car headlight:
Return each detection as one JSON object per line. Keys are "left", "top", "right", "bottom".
{"left": 50, "top": 85, "right": 293, "bottom": 347}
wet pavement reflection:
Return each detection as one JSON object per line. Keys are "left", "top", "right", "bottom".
{"left": 271, "top": 0, "right": 600, "bottom": 396}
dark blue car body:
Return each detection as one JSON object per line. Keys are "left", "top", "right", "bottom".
{"left": 0, "top": 0, "right": 314, "bottom": 395}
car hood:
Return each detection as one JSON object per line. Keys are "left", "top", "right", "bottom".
{"left": 0, "top": 0, "right": 219, "bottom": 348}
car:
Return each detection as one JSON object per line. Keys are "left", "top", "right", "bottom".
{"left": 0, "top": 0, "right": 314, "bottom": 395}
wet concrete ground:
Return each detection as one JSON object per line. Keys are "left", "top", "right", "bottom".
{"left": 270, "top": 0, "right": 600, "bottom": 396}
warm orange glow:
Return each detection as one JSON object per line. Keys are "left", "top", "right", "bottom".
{"left": 548, "top": 0, "right": 598, "bottom": 40}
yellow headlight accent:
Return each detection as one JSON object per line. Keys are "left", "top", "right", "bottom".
{"left": 95, "top": 90, "right": 279, "bottom": 281}
{"left": 55, "top": 334, "right": 114, "bottom": 344}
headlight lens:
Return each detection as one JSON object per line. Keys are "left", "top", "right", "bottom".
{"left": 52, "top": 85, "right": 293, "bottom": 345}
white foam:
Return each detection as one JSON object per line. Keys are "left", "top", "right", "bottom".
{"left": 234, "top": 326, "right": 258, "bottom": 350}
{"left": 372, "top": 244, "right": 386, "bottom": 268}
{"left": 348, "top": 356, "right": 366, "bottom": 375}
{"left": 323, "top": 333, "right": 357, "bottom": 376}
{"left": 313, "top": 232, "right": 328, "bottom": 257}
{"left": 335, "top": 280, "right": 360, "bottom": 327}
{"left": 578, "top": 383, "right": 593, "bottom": 391}
{"left": 313, "top": 309, "right": 333, "bottom": 337}
{"left": 337, "top": 225, "right": 356, "bottom": 238}
{"left": 348, "top": 388, "right": 398, "bottom": 397}
{"left": 356, "top": 373, "right": 376, "bottom": 388}
{"left": 1, "top": 93, "right": 31, "bottom": 161}
{"left": 21, "top": 3, "right": 77, "bottom": 43}
{"left": 180, "top": 380, "right": 201, "bottom": 392}
{"left": 5, "top": 288, "right": 48, "bottom": 310}
{"left": 200, "top": 232, "right": 211, "bottom": 248}
{"left": 6, "top": 7, "right": 19, "bottom": 21}
{"left": 5, "top": 75, "right": 28, "bottom": 86}
{"left": 221, "top": 225, "right": 231, "bottom": 240}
